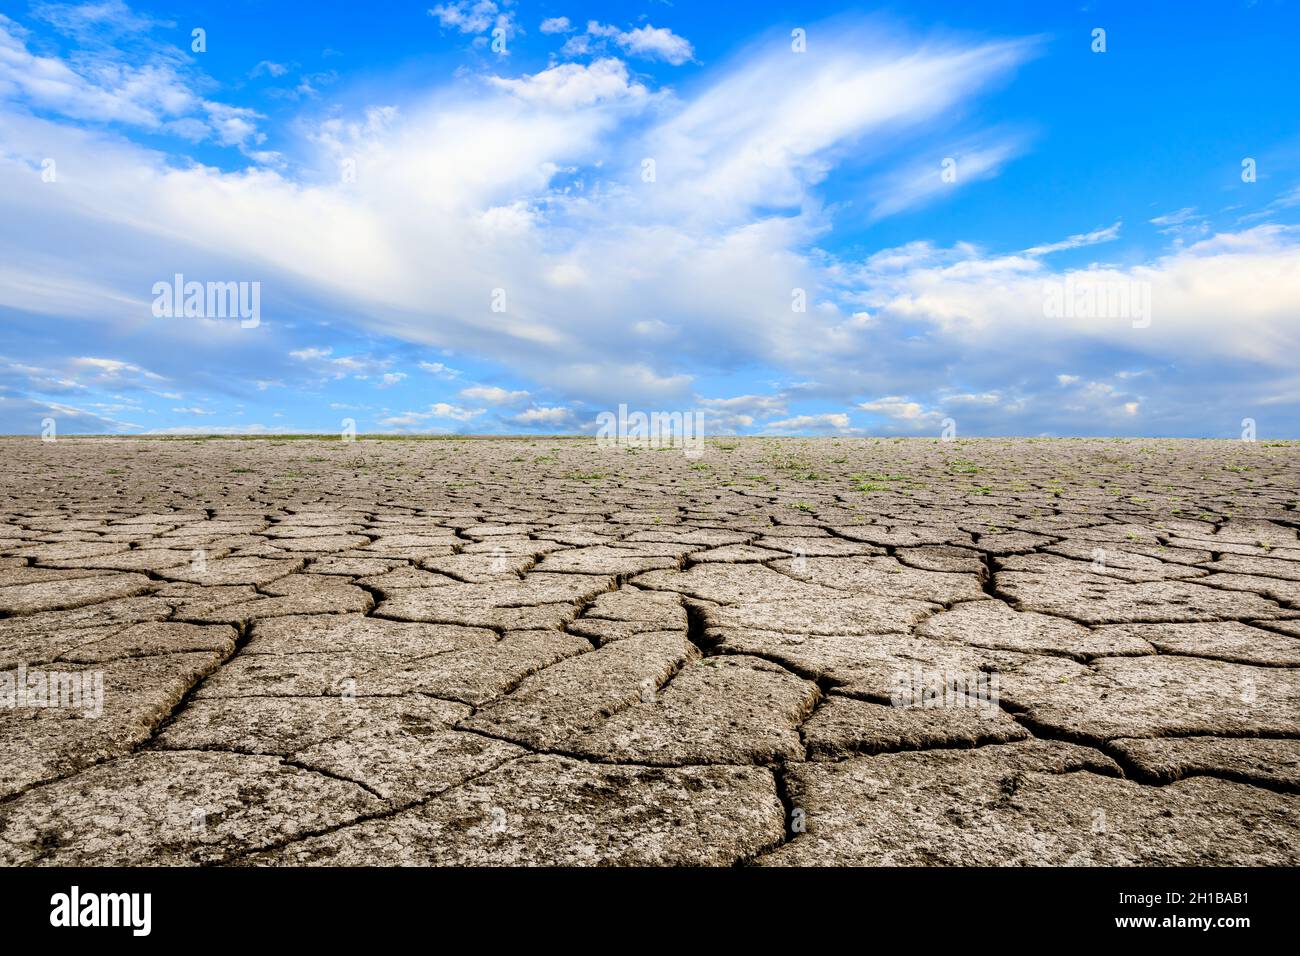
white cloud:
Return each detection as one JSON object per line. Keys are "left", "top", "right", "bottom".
{"left": 0, "top": 23, "right": 1048, "bottom": 419}
{"left": 288, "top": 348, "right": 394, "bottom": 380}
{"left": 1024, "top": 221, "right": 1121, "bottom": 256}
{"left": 615, "top": 25, "right": 694, "bottom": 65}
{"left": 488, "top": 58, "right": 647, "bottom": 109}
{"left": 868, "top": 138, "right": 1026, "bottom": 221}
{"left": 30, "top": 1, "right": 166, "bottom": 42}
{"left": 1149, "top": 206, "right": 1209, "bottom": 241}
{"left": 539, "top": 17, "right": 571, "bottom": 35}
{"left": 250, "top": 60, "right": 290, "bottom": 78}
{"left": 460, "top": 385, "right": 529, "bottom": 404}
{"left": 428, "top": 1, "right": 516, "bottom": 39}
{"left": 858, "top": 397, "right": 942, "bottom": 424}
{"left": 429, "top": 2, "right": 496, "bottom": 33}
{"left": 0, "top": 15, "right": 269, "bottom": 156}
{"left": 845, "top": 225, "right": 1300, "bottom": 368}
{"left": 765, "top": 412, "right": 852, "bottom": 433}
{"left": 510, "top": 405, "right": 573, "bottom": 425}
{"left": 15, "top": 18, "right": 1296, "bottom": 433}
{"left": 379, "top": 402, "right": 484, "bottom": 425}
{"left": 577, "top": 22, "right": 694, "bottom": 66}
{"left": 69, "top": 356, "right": 165, "bottom": 384}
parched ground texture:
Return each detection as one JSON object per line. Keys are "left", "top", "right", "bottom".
{"left": 1, "top": 435, "right": 1298, "bottom": 867}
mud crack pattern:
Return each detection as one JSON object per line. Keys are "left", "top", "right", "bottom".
{"left": 0, "top": 436, "right": 1297, "bottom": 865}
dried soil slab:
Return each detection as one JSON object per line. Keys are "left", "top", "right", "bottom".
{"left": 244, "top": 614, "right": 494, "bottom": 658}
{"left": 462, "top": 631, "right": 698, "bottom": 748}
{"left": 0, "top": 651, "right": 226, "bottom": 799}
{"left": 161, "top": 556, "right": 304, "bottom": 586}
{"left": 421, "top": 553, "right": 535, "bottom": 582}
{"left": 631, "top": 564, "right": 842, "bottom": 604}
{"left": 357, "top": 567, "right": 460, "bottom": 590}
{"left": 685, "top": 544, "right": 778, "bottom": 563}
{"left": 700, "top": 595, "right": 935, "bottom": 637}
{"left": 376, "top": 573, "right": 614, "bottom": 628}
{"left": 1204, "top": 554, "right": 1300, "bottom": 582}
{"left": 626, "top": 528, "right": 751, "bottom": 547}
{"left": 1213, "top": 520, "right": 1298, "bottom": 547}
{"left": 157, "top": 696, "right": 521, "bottom": 801}
{"left": 0, "top": 566, "right": 113, "bottom": 587}
{"left": 802, "top": 694, "right": 1028, "bottom": 759}
{"left": 0, "top": 598, "right": 181, "bottom": 669}
{"left": 295, "top": 725, "right": 522, "bottom": 801}
{"left": 586, "top": 588, "right": 687, "bottom": 629}
{"left": 247, "top": 755, "right": 784, "bottom": 866}
{"left": 45, "top": 549, "right": 202, "bottom": 573}
{"left": 1110, "top": 736, "right": 1300, "bottom": 791}
{"left": 1026, "top": 546, "right": 1208, "bottom": 582}
{"left": 1260, "top": 619, "right": 1300, "bottom": 638}
{"left": 830, "top": 525, "right": 967, "bottom": 548}
{"left": 0, "top": 573, "right": 154, "bottom": 615}
{"left": 60, "top": 622, "right": 238, "bottom": 663}
{"left": 1000, "top": 655, "right": 1300, "bottom": 741}
{"left": 762, "top": 740, "right": 1300, "bottom": 865}
{"left": 153, "top": 583, "right": 261, "bottom": 618}
{"left": 975, "top": 532, "right": 1055, "bottom": 555}
{"left": 1200, "top": 572, "right": 1300, "bottom": 605}
{"left": 157, "top": 695, "right": 452, "bottom": 752}
{"left": 708, "top": 627, "right": 1029, "bottom": 699}
{"left": 261, "top": 534, "right": 372, "bottom": 553}
{"left": 1092, "top": 621, "right": 1300, "bottom": 666}
{"left": 310, "top": 555, "right": 405, "bottom": 576}
{"left": 537, "top": 546, "right": 680, "bottom": 576}
{"left": 6, "top": 542, "right": 129, "bottom": 562}
{"left": 0, "top": 751, "right": 380, "bottom": 865}
{"left": 567, "top": 618, "right": 663, "bottom": 645}
{"left": 564, "top": 655, "right": 819, "bottom": 765}
{"left": 358, "top": 630, "right": 593, "bottom": 706}
{"left": 184, "top": 583, "right": 374, "bottom": 624}
{"left": 459, "top": 538, "right": 564, "bottom": 557}
{"left": 997, "top": 570, "right": 1292, "bottom": 623}
{"left": 755, "top": 536, "right": 886, "bottom": 558}
{"left": 267, "top": 524, "right": 366, "bottom": 540}
{"left": 894, "top": 545, "right": 985, "bottom": 574}
{"left": 917, "top": 601, "right": 1153, "bottom": 660}
{"left": 193, "top": 651, "right": 409, "bottom": 698}
{"left": 772, "top": 556, "right": 987, "bottom": 604}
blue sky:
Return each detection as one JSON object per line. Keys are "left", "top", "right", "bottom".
{"left": 1, "top": 0, "right": 1298, "bottom": 437}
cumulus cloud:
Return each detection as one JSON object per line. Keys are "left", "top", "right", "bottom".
{"left": 613, "top": 25, "right": 694, "bottom": 65}
{"left": 509, "top": 405, "right": 574, "bottom": 426}
{"left": 428, "top": 1, "right": 517, "bottom": 42}
{"left": 765, "top": 413, "right": 853, "bottom": 433}
{"left": 379, "top": 402, "right": 484, "bottom": 426}
{"left": 460, "top": 384, "right": 529, "bottom": 404}
{"left": 488, "top": 58, "right": 647, "bottom": 108}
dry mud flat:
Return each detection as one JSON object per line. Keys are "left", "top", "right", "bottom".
{"left": 0, "top": 435, "right": 1298, "bottom": 866}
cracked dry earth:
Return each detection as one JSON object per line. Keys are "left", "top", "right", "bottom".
{"left": 1, "top": 436, "right": 1299, "bottom": 867}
